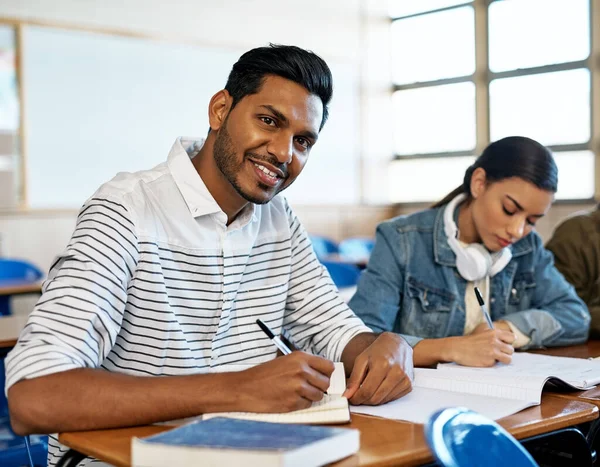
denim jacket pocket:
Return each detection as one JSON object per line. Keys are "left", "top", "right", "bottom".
{"left": 508, "top": 272, "right": 536, "bottom": 309}
{"left": 405, "top": 276, "right": 455, "bottom": 337}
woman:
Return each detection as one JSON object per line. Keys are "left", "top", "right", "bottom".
{"left": 349, "top": 136, "right": 589, "bottom": 367}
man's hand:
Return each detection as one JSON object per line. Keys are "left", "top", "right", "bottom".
{"left": 342, "top": 332, "right": 413, "bottom": 406}
{"left": 231, "top": 352, "right": 334, "bottom": 413}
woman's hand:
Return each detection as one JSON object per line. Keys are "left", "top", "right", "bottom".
{"left": 446, "top": 327, "right": 515, "bottom": 367}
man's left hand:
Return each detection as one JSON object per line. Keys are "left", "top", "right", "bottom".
{"left": 342, "top": 332, "right": 413, "bottom": 406}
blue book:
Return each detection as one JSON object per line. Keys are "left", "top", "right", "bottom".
{"left": 131, "top": 417, "right": 359, "bottom": 467}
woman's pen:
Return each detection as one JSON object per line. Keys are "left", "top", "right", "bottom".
{"left": 474, "top": 286, "right": 494, "bottom": 329}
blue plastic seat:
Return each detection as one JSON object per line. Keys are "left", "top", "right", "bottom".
{"left": 320, "top": 260, "right": 361, "bottom": 288}
{"left": 338, "top": 237, "right": 375, "bottom": 262}
{"left": 308, "top": 235, "right": 339, "bottom": 260}
{"left": 425, "top": 407, "right": 538, "bottom": 467}
{"left": 0, "top": 259, "right": 43, "bottom": 316}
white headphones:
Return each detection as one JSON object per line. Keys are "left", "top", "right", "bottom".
{"left": 443, "top": 193, "right": 512, "bottom": 281}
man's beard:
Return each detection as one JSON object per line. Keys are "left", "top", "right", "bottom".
{"left": 213, "top": 121, "right": 286, "bottom": 205}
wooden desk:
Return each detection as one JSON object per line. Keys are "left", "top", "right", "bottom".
{"left": 0, "top": 280, "right": 43, "bottom": 297}
{"left": 58, "top": 396, "right": 598, "bottom": 467}
{"left": 0, "top": 314, "right": 29, "bottom": 348}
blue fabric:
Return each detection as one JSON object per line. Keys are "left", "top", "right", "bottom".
{"left": 308, "top": 235, "right": 339, "bottom": 259}
{"left": 425, "top": 407, "right": 538, "bottom": 467}
{"left": 348, "top": 206, "right": 590, "bottom": 349}
{"left": 338, "top": 237, "right": 375, "bottom": 261}
{"left": 0, "top": 259, "right": 43, "bottom": 316}
{"left": 321, "top": 261, "right": 361, "bottom": 288}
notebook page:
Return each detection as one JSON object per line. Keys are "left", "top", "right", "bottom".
{"left": 202, "top": 395, "right": 350, "bottom": 424}
{"left": 415, "top": 368, "right": 542, "bottom": 404}
{"left": 350, "top": 387, "right": 535, "bottom": 424}
{"left": 437, "top": 352, "right": 600, "bottom": 389}
{"left": 327, "top": 362, "right": 346, "bottom": 395}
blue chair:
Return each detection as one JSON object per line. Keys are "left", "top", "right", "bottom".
{"left": 308, "top": 235, "right": 339, "bottom": 260}
{"left": 321, "top": 260, "right": 361, "bottom": 288}
{"left": 425, "top": 407, "right": 538, "bottom": 467}
{"left": 338, "top": 237, "right": 375, "bottom": 262}
{"left": 0, "top": 259, "right": 43, "bottom": 316}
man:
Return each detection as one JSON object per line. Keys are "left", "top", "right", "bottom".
{"left": 546, "top": 207, "right": 600, "bottom": 337}
{"left": 7, "top": 44, "right": 413, "bottom": 465}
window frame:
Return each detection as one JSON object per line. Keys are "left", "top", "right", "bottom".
{"left": 389, "top": 0, "right": 599, "bottom": 203}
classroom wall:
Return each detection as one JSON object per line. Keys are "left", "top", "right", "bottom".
{"left": 0, "top": 0, "right": 594, "bottom": 314}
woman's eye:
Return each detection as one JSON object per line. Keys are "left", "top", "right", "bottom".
{"left": 502, "top": 207, "right": 515, "bottom": 216}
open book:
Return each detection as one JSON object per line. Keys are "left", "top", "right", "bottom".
{"left": 351, "top": 352, "right": 600, "bottom": 424}
{"left": 166, "top": 362, "right": 349, "bottom": 426}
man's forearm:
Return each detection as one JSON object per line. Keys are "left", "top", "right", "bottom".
{"left": 8, "top": 368, "right": 240, "bottom": 435}
{"left": 340, "top": 332, "right": 378, "bottom": 375}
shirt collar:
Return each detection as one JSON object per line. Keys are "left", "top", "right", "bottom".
{"left": 167, "top": 137, "right": 257, "bottom": 225}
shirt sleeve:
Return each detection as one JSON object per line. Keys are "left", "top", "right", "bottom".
{"left": 5, "top": 196, "right": 139, "bottom": 393}
{"left": 282, "top": 201, "right": 371, "bottom": 362}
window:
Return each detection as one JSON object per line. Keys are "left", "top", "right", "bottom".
{"left": 388, "top": 0, "right": 597, "bottom": 202}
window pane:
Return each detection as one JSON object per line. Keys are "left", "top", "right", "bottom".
{"left": 389, "top": 156, "right": 475, "bottom": 203}
{"left": 490, "top": 69, "right": 590, "bottom": 146}
{"left": 489, "top": 0, "right": 589, "bottom": 72}
{"left": 388, "top": 0, "right": 470, "bottom": 18}
{"left": 554, "top": 151, "right": 594, "bottom": 200}
{"left": 391, "top": 7, "right": 475, "bottom": 84}
{"left": 393, "top": 82, "right": 476, "bottom": 155}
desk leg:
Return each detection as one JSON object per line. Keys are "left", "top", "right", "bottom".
{"left": 55, "top": 449, "right": 87, "bottom": 467}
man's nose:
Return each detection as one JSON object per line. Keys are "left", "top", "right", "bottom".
{"left": 267, "top": 133, "right": 293, "bottom": 165}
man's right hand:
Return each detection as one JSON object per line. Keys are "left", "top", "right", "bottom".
{"left": 231, "top": 352, "right": 335, "bottom": 413}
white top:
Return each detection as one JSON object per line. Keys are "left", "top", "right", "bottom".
{"left": 6, "top": 137, "right": 370, "bottom": 467}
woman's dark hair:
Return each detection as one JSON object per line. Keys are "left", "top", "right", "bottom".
{"left": 432, "top": 136, "right": 558, "bottom": 208}
{"left": 224, "top": 44, "right": 333, "bottom": 130}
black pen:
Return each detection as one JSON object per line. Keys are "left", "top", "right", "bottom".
{"left": 474, "top": 286, "right": 494, "bottom": 329}
{"left": 256, "top": 319, "right": 292, "bottom": 355}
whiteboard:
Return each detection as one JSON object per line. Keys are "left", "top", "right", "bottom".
{"left": 22, "top": 26, "right": 359, "bottom": 209}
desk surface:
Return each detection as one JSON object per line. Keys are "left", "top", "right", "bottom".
{"left": 0, "top": 314, "right": 29, "bottom": 348}
{"left": 0, "top": 280, "right": 42, "bottom": 296}
{"left": 59, "top": 396, "right": 598, "bottom": 467}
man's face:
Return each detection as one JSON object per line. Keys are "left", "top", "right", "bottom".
{"left": 212, "top": 75, "right": 323, "bottom": 204}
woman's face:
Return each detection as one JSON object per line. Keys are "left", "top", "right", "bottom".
{"left": 470, "top": 170, "right": 554, "bottom": 252}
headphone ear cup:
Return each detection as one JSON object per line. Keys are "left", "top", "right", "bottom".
{"left": 489, "top": 247, "right": 512, "bottom": 276}
{"left": 455, "top": 244, "right": 491, "bottom": 281}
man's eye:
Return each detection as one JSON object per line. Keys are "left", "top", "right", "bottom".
{"left": 260, "top": 117, "right": 276, "bottom": 126}
{"left": 296, "top": 137, "right": 310, "bottom": 149}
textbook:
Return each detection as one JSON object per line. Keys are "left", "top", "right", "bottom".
{"left": 188, "top": 362, "right": 350, "bottom": 425}
{"left": 132, "top": 417, "right": 359, "bottom": 467}
{"left": 351, "top": 352, "right": 600, "bottom": 424}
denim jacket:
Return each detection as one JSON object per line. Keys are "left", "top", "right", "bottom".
{"left": 348, "top": 206, "right": 590, "bottom": 349}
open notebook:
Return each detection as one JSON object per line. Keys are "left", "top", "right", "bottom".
{"left": 351, "top": 352, "right": 600, "bottom": 424}
{"left": 166, "top": 362, "right": 349, "bottom": 426}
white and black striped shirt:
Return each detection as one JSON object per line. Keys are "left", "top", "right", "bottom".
{"left": 6, "top": 137, "right": 371, "bottom": 466}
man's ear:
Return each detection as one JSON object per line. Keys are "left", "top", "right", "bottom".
{"left": 470, "top": 167, "right": 488, "bottom": 199}
{"left": 208, "top": 89, "right": 233, "bottom": 131}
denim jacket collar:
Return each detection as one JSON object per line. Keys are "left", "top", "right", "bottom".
{"left": 432, "top": 203, "right": 535, "bottom": 268}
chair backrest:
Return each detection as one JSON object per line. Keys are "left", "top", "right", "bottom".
{"left": 425, "top": 407, "right": 538, "bottom": 467}
{"left": 0, "top": 259, "right": 43, "bottom": 282}
{"left": 308, "top": 235, "right": 339, "bottom": 260}
{"left": 338, "top": 237, "right": 375, "bottom": 261}
{"left": 320, "top": 260, "right": 362, "bottom": 288}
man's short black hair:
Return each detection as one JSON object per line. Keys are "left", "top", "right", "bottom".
{"left": 224, "top": 44, "right": 333, "bottom": 130}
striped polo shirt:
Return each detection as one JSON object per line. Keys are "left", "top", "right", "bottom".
{"left": 6, "top": 137, "right": 371, "bottom": 466}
